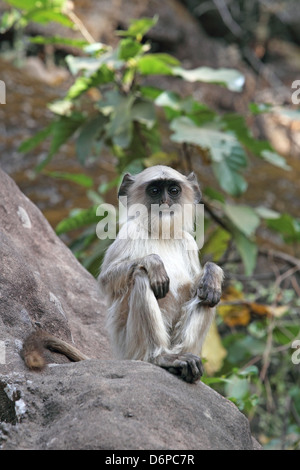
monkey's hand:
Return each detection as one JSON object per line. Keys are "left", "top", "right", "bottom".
{"left": 138, "top": 254, "right": 170, "bottom": 299}
{"left": 152, "top": 353, "right": 203, "bottom": 383}
{"left": 197, "top": 262, "right": 223, "bottom": 308}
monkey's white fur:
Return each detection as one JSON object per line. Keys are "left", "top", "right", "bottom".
{"left": 99, "top": 166, "right": 223, "bottom": 364}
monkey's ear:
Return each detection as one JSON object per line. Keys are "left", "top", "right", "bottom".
{"left": 118, "top": 173, "right": 135, "bottom": 198}
{"left": 187, "top": 172, "right": 202, "bottom": 204}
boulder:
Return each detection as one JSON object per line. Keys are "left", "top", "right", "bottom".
{"left": 0, "top": 168, "right": 260, "bottom": 450}
{"left": 1, "top": 360, "right": 258, "bottom": 450}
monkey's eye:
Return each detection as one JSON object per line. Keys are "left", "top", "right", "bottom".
{"left": 168, "top": 186, "right": 181, "bottom": 197}
{"left": 148, "top": 187, "right": 160, "bottom": 196}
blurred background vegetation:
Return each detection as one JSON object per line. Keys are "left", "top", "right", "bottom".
{"left": 0, "top": 0, "right": 299, "bottom": 449}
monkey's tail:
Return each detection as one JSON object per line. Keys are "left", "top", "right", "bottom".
{"left": 22, "top": 330, "right": 90, "bottom": 370}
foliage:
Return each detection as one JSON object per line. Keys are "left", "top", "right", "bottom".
{"left": 203, "top": 279, "right": 300, "bottom": 450}
{"left": 9, "top": 9, "right": 298, "bottom": 278}
{"left": 2, "top": 1, "right": 300, "bottom": 449}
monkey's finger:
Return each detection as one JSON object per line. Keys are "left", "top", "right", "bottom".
{"left": 151, "top": 282, "right": 162, "bottom": 299}
{"left": 167, "top": 367, "right": 181, "bottom": 376}
{"left": 188, "top": 357, "right": 201, "bottom": 380}
{"left": 197, "top": 285, "right": 208, "bottom": 301}
{"left": 206, "top": 290, "right": 215, "bottom": 306}
{"left": 162, "top": 279, "right": 170, "bottom": 298}
{"left": 171, "top": 358, "right": 187, "bottom": 376}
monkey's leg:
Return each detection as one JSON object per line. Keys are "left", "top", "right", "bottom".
{"left": 124, "top": 269, "right": 170, "bottom": 361}
{"left": 152, "top": 298, "right": 211, "bottom": 383}
{"left": 161, "top": 263, "right": 224, "bottom": 383}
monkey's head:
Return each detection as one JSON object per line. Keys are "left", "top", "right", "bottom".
{"left": 118, "top": 166, "right": 202, "bottom": 236}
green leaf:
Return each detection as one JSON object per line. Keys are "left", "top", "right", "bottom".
{"left": 99, "top": 90, "right": 136, "bottom": 148}
{"left": 211, "top": 159, "right": 247, "bottom": 196}
{"left": 173, "top": 66, "right": 245, "bottom": 92}
{"left": 261, "top": 150, "right": 291, "bottom": 170}
{"left": 202, "top": 227, "right": 231, "bottom": 262}
{"left": 118, "top": 38, "right": 143, "bottom": 60}
{"left": 35, "top": 113, "right": 85, "bottom": 172}
{"left": 24, "top": 9, "right": 73, "bottom": 27}
{"left": 238, "top": 365, "right": 259, "bottom": 377}
{"left": 224, "top": 204, "right": 260, "bottom": 237}
{"left": 254, "top": 206, "right": 280, "bottom": 219}
{"left": 3, "top": 0, "right": 39, "bottom": 9}
{"left": 48, "top": 99, "right": 73, "bottom": 116}
{"left": 18, "top": 122, "right": 54, "bottom": 153}
{"left": 267, "top": 214, "right": 300, "bottom": 243}
{"left": 170, "top": 117, "right": 248, "bottom": 196}
{"left": 66, "top": 65, "right": 114, "bottom": 100}
{"left": 137, "top": 53, "right": 179, "bottom": 75}
{"left": 76, "top": 114, "right": 107, "bottom": 165}
{"left": 44, "top": 171, "right": 93, "bottom": 188}
{"left": 232, "top": 229, "right": 257, "bottom": 275}
{"left": 249, "top": 102, "right": 273, "bottom": 115}
{"left": 222, "top": 114, "right": 291, "bottom": 170}
{"left": 116, "top": 16, "right": 158, "bottom": 39}
{"left": 225, "top": 375, "right": 250, "bottom": 400}
{"left": 55, "top": 205, "right": 100, "bottom": 235}
{"left": 130, "top": 98, "right": 156, "bottom": 129}
{"left": 30, "top": 35, "right": 89, "bottom": 48}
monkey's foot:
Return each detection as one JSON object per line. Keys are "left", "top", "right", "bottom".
{"left": 152, "top": 353, "right": 203, "bottom": 383}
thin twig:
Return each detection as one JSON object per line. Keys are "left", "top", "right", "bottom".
{"left": 259, "top": 247, "right": 300, "bottom": 269}
{"left": 212, "top": 0, "right": 243, "bottom": 37}
{"left": 260, "top": 315, "right": 275, "bottom": 382}
{"left": 65, "top": 9, "right": 96, "bottom": 44}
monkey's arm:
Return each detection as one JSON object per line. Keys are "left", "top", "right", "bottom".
{"left": 99, "top": 253, "right": 169, "bottom": 299}
{"left": 196, "top": 261, "right": 224, "bottom": 307}
{"left": 22, "top": 330, "right": 89, "bottom": 370}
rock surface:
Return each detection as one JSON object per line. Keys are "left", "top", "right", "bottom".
{"left": 1, "top": 360, "right": 257, "bottom": 450}
{"left": 0, "top": 168, "right": 260, "bottom": 450}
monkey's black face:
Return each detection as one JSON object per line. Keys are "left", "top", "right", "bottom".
{"left": 146, "top": 180, "right": 182, "bottom": 207}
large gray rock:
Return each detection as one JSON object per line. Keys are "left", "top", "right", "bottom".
{"left": 1, "top": 360, "right": 257, "bottom": 450}
{"left": 0, "top": 167, "right": 110, "bottom": 375}
{"left": 0, "top": 168, "right": 260, "bottom": 450}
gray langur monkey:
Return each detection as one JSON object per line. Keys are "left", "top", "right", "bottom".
{"left": 22, "top": 165, "right": 223, "bottom": 383}
{"left": 99, "top": 165, "right": 224, "bottom": 383}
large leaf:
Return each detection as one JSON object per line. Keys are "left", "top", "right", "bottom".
{"left": 30, "top": 35, "right": 89, "bottom": 48}
{"left": 66, "top": 65, "right": 114, "bottom": 100}
{"left": 224, "top": 204, "right": 260, "bottom": 237}
{"left": 202, "top": 227, "right": 231, "bottom": 262}
{"left": 222, "top": 113, "right": 290, "bottom": 170}
{"left": 116, "top": 16, "right": 158, "bottom": 39}
{"left": 24, "top": 9, "right": 73, "bottom": 27}
{"left": 35, "top": 113, "right": 85, "bottom": 172}
{"left": 44, "top": 171, "right": 93, "bottom": 188}
{"left": 118, "top": 38, "right": 143, "bottom": 60}
{"left": 103, "top": 91, "right": 135, "bottom": 147}
{"left": 173, "top": 66, "right": 245, "bottom": 92}
{"left": 170, "top": 117, "right": 248, "bottom": 196}
{"left": 137, "top": 53, "right": 179, "bottom": 75}
{"left": 18, "top": 122, "right": 54, "bottom": 153}
{"left": 130, "top": 98, "right": 156, "bottom": 129}
{"left": 266, "top": 213, "right": 300, "bottom": 243}
{"left": 155, "top": 91, "right": 216, "bottom": 124}
{"left": 76, "top": 115, "right": 107, "bottom": 165}
{"left": 55, "top": 205, "right": 100, "bottom": 235}
{"left": 232, "top": 229, "right": 258, "bottom": 275}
